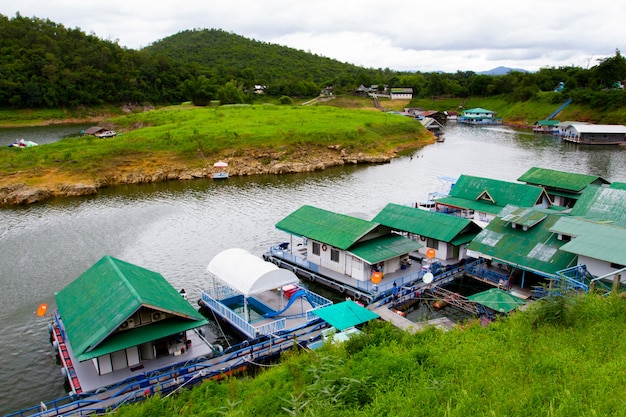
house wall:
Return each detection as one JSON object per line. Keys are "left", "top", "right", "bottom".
{"left": 306, "top": 239, "right": 405, "bottom": 281}
{"left": 96, "top": 355, "right": 113, "bottom": 375}
{"left": 391, "top": 93, "right": 412, "bottom": 100}
{"left": 580, "top": 255, "right": 623, "bottom": 280}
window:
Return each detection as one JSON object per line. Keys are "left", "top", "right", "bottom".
{"left": 330, "top": 248, "right": 339, "bottom": 263}
{"left": 426, "top": 238, "right": 439, "bottom": 250}
{"left": 312, "top": 242, "right": 320, "bottom": 256}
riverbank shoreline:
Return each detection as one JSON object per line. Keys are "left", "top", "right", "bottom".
{"left": 0, "top": 143, "right": 428, "bottom": 207}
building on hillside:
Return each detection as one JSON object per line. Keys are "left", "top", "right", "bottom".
{"left": 517, "top": 167, "right": 610, "bottom": 209}
{"left": 353, "top": 84, "right": 370, "bottom": 97}
{"left": 434, "top": 174, "right": 553, "bottom": 227}
{"left": 372, "top": 203, "right": 482, "bottom": 263}
{"left": 389, "top": 87, "right": 413, "bottom": 100}
{"left": 562, "top": 123, "right": 626, "bottom": 145}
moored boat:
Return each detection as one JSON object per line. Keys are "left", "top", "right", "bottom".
{"left": 212, "top": 161, "right": 229, "bottom": 179}
{"left": 8, "top": 138, "right": 38, "bottom": 147}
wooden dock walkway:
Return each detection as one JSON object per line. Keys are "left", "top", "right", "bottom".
{"left": 371, "top": 305, "right": 456, "bottom": 333}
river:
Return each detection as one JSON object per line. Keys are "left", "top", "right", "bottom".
{"left": 1, "top": 124, "right": 625, "bottom": 415}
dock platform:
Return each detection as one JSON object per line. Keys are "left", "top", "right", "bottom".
{"left": 371, "top": 305, "right": 456, "bottom": 333}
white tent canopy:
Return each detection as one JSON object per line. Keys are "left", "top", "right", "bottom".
{"left": 207, "top": 248, "right": 298, "bottom": 296}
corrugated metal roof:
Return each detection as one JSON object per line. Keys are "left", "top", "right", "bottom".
{"left": 517, "top": 167, "right": 609, "bottom": 192}
{"left": 372, "top": 203, "right": 480, "bottom": 243}
{"left": 348, "top": 234, "right": 423, "bottom": 264}
{"left": 569, "top": 186, "right": 626, "bottom": 226}
{"left": 312, "top": 300, "right": 380, "bottom": 331}
{"left": 436, "top": 196, "right": 508, "bottom": 215}
{"left": 467, "top": 206, "right": 577, "bottom": 275}
{"left": 535, "top": 120, "right": 560, "bottom": 126}
{"left": 56, "top": 256, "right": 207, "bottom": 361}
{"left": 440, "top": 175, "right": 548, "bottom": 212}
{"left": 501, "top": 206, "right": 548, "bottom": 228}
{"left": 567, "top": 124, "right": 626, "bottom": 134}
{"left": 275, "top": 205, "right": 379, "bottom": 249}
{"left": 550, "top": 217, "right": 626, "bottom": 265}
{"left": 78, "top": 319, "right": 205, "bottom": 361}
{"left": 463, "top": 108, "right": 496, "bottom": 114}
{"left": 467, "top": 288, "right": 526, "bottom": 313}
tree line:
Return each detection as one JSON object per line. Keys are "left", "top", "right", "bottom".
{"left": 1, "top": 13, "right": 625, "bottom": 109}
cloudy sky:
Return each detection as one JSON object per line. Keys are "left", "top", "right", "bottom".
{"left": 3, "top": 1, "right": 625, "bottom": 73}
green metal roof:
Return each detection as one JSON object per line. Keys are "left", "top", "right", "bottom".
{"left": 568, "top": 186, "right": 626, "bottom": 227}
{"left": 437, "top": 175, "right": 549, "bottom": 213}
{"left": 55, "top": 256, "right": 207, "bottom": 361}
{"left": 611, "top": 182, "right": 626, "bottom": 190}
{"left": 275, "top": 205, "right": 380, "bottom": 250}
{"left": 463, "top": 108, "right": 496, "bottom": 114}
{"left": 348, "top": 234, "right": 423, "bottom": 264}
{"left": 500, "top": 207, "right": 548, "bottom": 228}
{"left": 550, "top": 217, "right": 626, "bottom": 265}
{"left": 312, "top": 300, "right": 380, "bottom": 331}
{"left": 372, "top": 203, "right": 481, "bottom": 243}
{"left": 467, "top": 288, "right": 526, "bottom": 313}
{"left": 78, "top": 319, "right": 205, "bottom": 361}
{"left": 517, "top": 167, "right": 609, "bottom": 193}
{"left": 436, "top": 196, "right": 505, "bottom": 215}
{"left": 535, "top": 120, "right": 560, "bottom": 127}
{"left": 467, "top": 206, "right": 577, "bottom": 275}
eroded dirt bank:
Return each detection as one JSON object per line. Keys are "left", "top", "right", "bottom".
{"left": 0, "top": 146, "right": 406, "bottom": 206}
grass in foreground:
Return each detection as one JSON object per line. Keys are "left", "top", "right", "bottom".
{"left": 114, "top": 294, "right": 626, "bottom": 417}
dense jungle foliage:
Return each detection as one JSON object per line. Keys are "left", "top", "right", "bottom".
{"left": 1, "top": 13, "right": 626, "bottom": 111}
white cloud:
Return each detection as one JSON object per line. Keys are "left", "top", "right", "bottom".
{"left": 3, "top": 0, "right": 625, "bottom": 73}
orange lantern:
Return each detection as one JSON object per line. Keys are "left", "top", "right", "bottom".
{"left": 371, "top": 271, "right": 383, "bottom": 284}
{"left": 426, "top": 248, "right": 436, "bottom": 259}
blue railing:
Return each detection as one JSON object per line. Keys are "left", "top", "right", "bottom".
{"left": 9, "top": 321, "right": 326, "bottom": 417}
{"left": 465, "top": 259, "right": 509, "bottom": 285}
{"left": 270, "top": 246, "right": 319, "bottom": 273}
{"left": 200, "top": 288, "right": 330, "bottom": 339}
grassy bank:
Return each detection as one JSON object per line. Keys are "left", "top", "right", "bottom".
{"left": 0, "top": 103, "right": 430, "bottom": 192}
{"left": 114, "top": 294, "right": 626, "bottom": 417}
{"left": 410, "top": 93, "right": 626, "bottom": 126}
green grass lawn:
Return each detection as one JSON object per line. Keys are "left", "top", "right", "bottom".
{"left": 0, "top": 103, "right": 430, "bottom": 187}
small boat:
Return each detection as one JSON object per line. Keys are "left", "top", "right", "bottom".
{"left": 8, "top": 139, "right": 38, "bottom": 147}
{"left": 212, "top": 160, "right": 229, "bottom": 179}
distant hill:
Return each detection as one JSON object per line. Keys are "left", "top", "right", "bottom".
{"left": 144, "top": 29, "right": 373, "bottom": 87}
{"left": 478, "top": 66, "right": 529, "bottom": 75}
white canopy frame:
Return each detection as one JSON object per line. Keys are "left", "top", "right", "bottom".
{"left": 207, "top": 248, "right": 299, "bottom": 320}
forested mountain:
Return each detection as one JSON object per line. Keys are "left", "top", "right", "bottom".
{"left": 145, "top": 28, "right": 380, "bottom": 96}
{"left": 1, "top": 13, "right": 625, "bottom": 110}
{"left": 0, "top": 14, "right": 188, "bottom": 107}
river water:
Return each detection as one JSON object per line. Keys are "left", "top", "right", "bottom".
{"left": 1, "top": 124, "right": 625, "bottom": 415}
